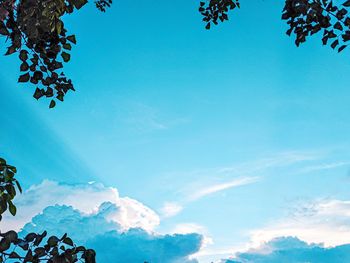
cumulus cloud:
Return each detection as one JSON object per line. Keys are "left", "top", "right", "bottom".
{"left": 249, "top": 199, "right": 350, "bottom": 247}
{"left": 171, "top": 223, "right": 208, "bottom": 235}
{"left": 0, "top": 180, "right": 204, "bottom": 262}
{"left": 0, "top": 180, "right": 159, "bottom": 232}
{"left": 222, "top": 236, "right": 350, "bottom": 263}
{"left": 21, "top": 204, "right": 203, "bottom": 263}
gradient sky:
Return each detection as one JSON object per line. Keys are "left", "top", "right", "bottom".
{"left": 2, "top": 0, "right": 350, "bottom": 262}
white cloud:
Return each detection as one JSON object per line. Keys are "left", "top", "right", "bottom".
{"left": 159, "top": 177, "right": 259, "bottom": 219}
{"left": 222, "top": 236, "right": 350, "bottom": 263}
{"left": 0, "top": 180, "right": 159, "bottom": 232}
{"left": 171, "top": 223, "right": 208, "bottom": 235}
{"left": 299, "top": 161, "right": 350, "bottom": 173}
{"left": 21, "top": 204, "right": 203, "bottom": 263}
{"left": 160, "top": 202, "right": 183, "bottom": 218}
{"left": 248, "top": 199, "right": 350, "bottom": 248}
{"left": 0, "top": 180, "right": 205, "bottom": 262}
{"left": 188, "top": 177, "right": 260, "bottom": 201}
{"left": 216, "top": 151, "right": 321, "bottom": 175}
{"left": 124, "top": 103, "right": 189, "bottom": 132}
{"left": 160, "top": 151, "right": 315, "bottom": 219}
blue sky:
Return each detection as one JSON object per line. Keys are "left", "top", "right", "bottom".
{"left": 2, "top": 0, "right": 350, "bottom": 262}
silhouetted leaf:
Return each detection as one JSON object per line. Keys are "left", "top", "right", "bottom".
{"left": 8, "top": 201, "right": 16, "bottom": 216}
{"left": 67, "top": 35, "right": 77, "bottom": 44}
{"left": 343, "top": 0, "right": 350, "bottom": 7}
{"left": 18, "top": 73, "right": 30, "bottom": 83}
{"left": 61, "top": 52, "right": 71, "bottom": 62}
{"left": 49, "top": 100, "right": 56, "bottom": 108}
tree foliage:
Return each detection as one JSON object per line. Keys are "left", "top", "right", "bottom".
{"left": 0, "top": 0, "right": 111, "bottom": 108}
{"left": 0, "top": 158, "right": 21, "bottom": 220}
{"left": 200, "top": 0, "right": 350, "bottom": 53}
{"left": 2, "top": 0, "right": 350, "bottom": 107}
{"left": 0, "top": 157, "right": 96, "bottom": 263}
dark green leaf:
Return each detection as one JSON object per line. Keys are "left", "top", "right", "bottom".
{"left": 343, "top": 0, "right": 350, "bottom": 7}
{"left": 9, "top": 251, "right": 21, "bottom": 258}
{"left": 48, "top": 236, "right": 59, "bottom": 247}
{"left": 49, "top": 100, "right": 56, "bottom": 109}
{"left": 20, "top": 62, "right": 29, "bottom": 72}
{"left": 67, "top": 35, "right": 77, "bottom": 44}
{"left": 61, "top": 52, "right": 71, "bottom": 62}
{"left": 71, "top": 0, "right": 88, "bottom": 9}
{"left": 18, "top": 73, "right": 30, "bottom": 83}
{"left": 19, "top": 50, "right": 28, "bottom": 61}
{"left": 8, "top": 201, "right": 16, "bottom": 216}
{"left": 63, "top": 237, "right": 73, "bottom": 246}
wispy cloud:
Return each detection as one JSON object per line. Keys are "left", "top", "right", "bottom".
{"left": 160, "top": 151, "right": 324, "bottom": 219}
{"left": 159, "top": 177, "right": 259, "bottom": 219}
{"left": 216, "top": 151, "right": 322, "bottom": 176}
{"left": 159, "top": 177, "right": 259, "bottom": 218}
{"left": 299, "top": 161, "right": 350, "bottom": 174}
{"left": 188, "top": 177, "right": 260, "bottom": 201}
{"left": 160, "top": 202, "right": 183, "bottom": 218}
{"left": 125, "top": 103, "right": 189, "bottom": 132}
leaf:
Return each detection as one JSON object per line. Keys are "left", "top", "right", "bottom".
{"left": 0, "top": 238, "right": 10, "bottom": 252}
{"left": 63, "top": 43, "right": 72, "bottom": 50}
{"left": 60, "top": 233, "right": 67, "bottom": 241}
{"left": 84, "top": 249, "right": 96, "bottom": 263}
{"left": 33, "top": 88, "right": 44, "bottom": 100}
{"left": 8, "top": 201, "right": 16, "bottom": 216}
{"left": 34, "top": 247, "right": 46, "bottom": 257}
{"left": 0, "top": 26, "right": 9, "bottom": 36}
{"left": 61, "top": 52, "right": 71, "bottom": 62}
{"left": 20, "top": 62, "right": 29, "bottom": 71}
{"left": 24, "top": 249, "right": 33, "bottom": 261}
{"left": 18, "top": 73, "right": 30, "bottom": 83}
{"left": 33, "top": 230, "right": 47, "bottom": 246}
{"left": 49, "top": 100, "right": 56, "bottom": 109}
{"left": 331, "top": 39, "right": 339, "bottom": 49}
{"left": 15, "top": 180, "right": 22, "bottom": 193}
{"left": 5, "top": 46, "right": 16, "bottom": 56}
{"left": 63, "top": 237, "right": 74, "bottom": 246}
{"left": 25, "top": 233, "right": 37, "bottom": 242}
{"left": 57, "top": 93, "right": 64, "bottom": 101}
{"left": 1, "top": 230, "right": 18, "bottom": 242}
{"left": 338, "top": 45, "right": 347, "bottom": 52}
{"left": 9, "top": 251, "right": 20, "bottom": 258}
{"left": 343, "top": 0, "right": 350, "bottom": 7}
{"left": 67, "top": 35, "right": 77, "bottom": 44}
{"left": 48, "top": 236, "right": 59, "bottom": 247}
{"left": 71, "top": 0, "right": 88, "bottom": 9}
{"left": 19, "top": 50, "right": 28, "bottom": 61}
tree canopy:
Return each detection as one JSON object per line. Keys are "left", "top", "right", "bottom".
{"left": 0, "top": 0, "right": 111, "bottom": 108}
{"left": 200, "top": 0, "right": 350, "bottom": 50}
{"left": 1, "top": 0, "right": 350, "bottom": 107}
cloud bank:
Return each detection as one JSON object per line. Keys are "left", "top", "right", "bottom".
{"left": 0, "top": 180, "right": 159, "bottom": 232}
{"left": 0, "top": 180, "right": 203, "bottom": 263}
{"left": 249, "top": 199, "right": 350, "bottom": 247}
{"left": 223, "top": 236, "right": 350, "bottom": 263}
{"left": 21, "top": 204, "right": 202, "bottom": 263}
